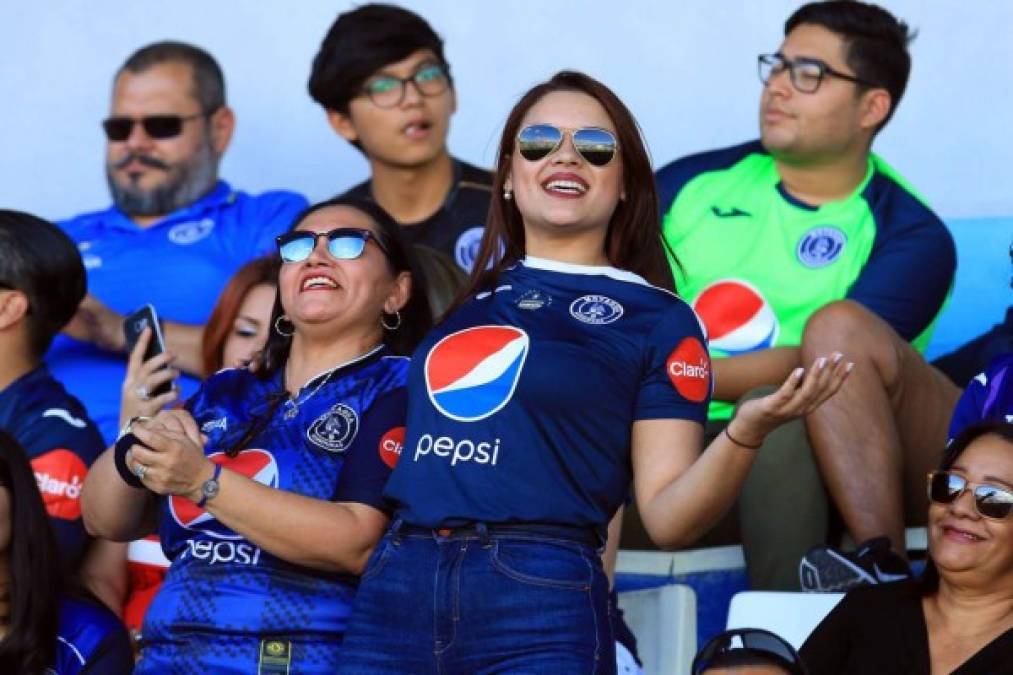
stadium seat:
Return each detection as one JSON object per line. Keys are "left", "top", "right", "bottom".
{"left": 725, "top": 591, "right": 844, "bottom": 648}
{"left": 618, "top": 584, "right": 697, "bottom": 675}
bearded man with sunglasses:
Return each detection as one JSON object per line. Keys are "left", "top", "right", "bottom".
{"left": 655, "top": 1, "right": 959, "bottom": 592}
{"left": 50, "top": 41, "right": 307, "bottom": 446}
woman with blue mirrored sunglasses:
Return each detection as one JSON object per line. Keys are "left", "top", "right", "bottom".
{"left": 276, "top": 227, "right": 390, "bottom": 264}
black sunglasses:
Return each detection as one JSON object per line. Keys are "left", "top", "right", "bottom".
{"left": 927, "top": 471, "right": 1013, "bottom": 519}
{"left": 693, "top": 628, "right": 806, "bottom": 675}
{"left": 276, "top": 228, "right": 387, "bottom": 264}
{"left": 758, "top": 53, "right": 876, "bottom": 94}
{"left": 102, "top": 113, "right": 208, "bottom": 141}
{"left": 516, "top": 124, "right": 618, "bottom": 167}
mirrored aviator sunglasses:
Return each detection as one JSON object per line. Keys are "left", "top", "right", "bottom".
{"left": 927, "top": 471, "right": 1013, "bottom": 519}
{"left": 276, "top": 228, "right": 378, "bottom": 263}
{"left": 516, "top": 124, "right": 618, "bottom": 167}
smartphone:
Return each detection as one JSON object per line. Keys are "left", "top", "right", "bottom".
{"left": 123, "top": 304, "right": 173, "bottom": 397}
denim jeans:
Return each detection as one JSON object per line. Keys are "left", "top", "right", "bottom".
{"left": 337, "top": 521, "right": 616, "bottom": 674}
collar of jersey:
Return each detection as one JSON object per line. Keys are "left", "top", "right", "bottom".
{"left": 772, "top": 157, "right": 875, "bottom": 213}
{"left": 0, "top": 365, "right": 50, "bottom": 407}
{"left": 521, "top": 255, "right": 650, "bottom": 287}
{"left": 286, "top": 344, "right": 387, "bottom": 397}
{"left": 104, "top": 180, "right": 235, "bottom": 232}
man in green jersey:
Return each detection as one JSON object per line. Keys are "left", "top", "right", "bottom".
{"left": 656, "top": 1, "right": 958, "bottom": 591}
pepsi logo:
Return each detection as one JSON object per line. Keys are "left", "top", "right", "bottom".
{"left": 797, "top": 227, "right": 846, "bottom": 268}
{"left": 425, "top": 326, "right": 529, "bottom": 422}
{"left": 666, "top": 338, "right": 711, "bottom": 403}
{"left": 31, "top": 449, "right": 87, "bottom": 521}
{"left": 692, "top": 279, "right": 779, "bottom": 355}
{"left": 379, "top": 427, "right": 405, "bottom": 469}
{"left": 169, "top": 449, "right": 278, "bottom": 539}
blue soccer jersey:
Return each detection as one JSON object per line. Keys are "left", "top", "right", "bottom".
{"left": 51, "top": 181, "right": 307, "bottom": 444}
{"left": 138, "top": 348, "right": 407, "bottom": 674}
{"left": 384, "top": 257, "right": 712, "bottom": 532}
{"left": 949, "top": 353, "right": 1013, "bottom": 443}
{"left": 54, "top": 596, "right": 133, "bottom": 674}
{"left": 0, "top": 366, "right": 105, "bottom": 572}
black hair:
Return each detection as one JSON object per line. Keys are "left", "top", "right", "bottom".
{"left": 308, "top": 3, "right": 451, "bottom": 115}
{"left": 0, "top": 210, "right": 86, "bottom": 359}
{"left": 920, "top": 420, "right": 1013, "bottom": 593}
{"left": 785, "top": 1, "right": 914, "bottom": 130}
{"left": 0, "top": 430, "right": 63, "bottom": 674}
{"left": 118, "top": 40, "right": 226, "bottom": 112}
{"left": 255, "top": 196, "right": 432, "bottom": 377}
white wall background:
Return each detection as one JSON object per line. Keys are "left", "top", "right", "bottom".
{"left": 2, "top": 1, "right": 1010, "bottom": 221}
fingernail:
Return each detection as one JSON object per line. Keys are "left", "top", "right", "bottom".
{"left": 832, "top": 352, "right": 843, "bottom": 363}
{"left": 846, "top": 362, "right": 855, "bottom": 372}
{"left": 817, "top": 357, "right": 827, "bottom": 369}
{"left": 794, "top": 367, "right": 805, "bottom": 379}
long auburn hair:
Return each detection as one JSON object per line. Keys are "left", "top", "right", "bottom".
{"left": 463, "top": 70, "right": 678, "bottom": 298}
{"left": 0, "top": 430, "right": 62, "bottom": 674}
{"left": 201, "top": 255, "right": 279, "bottom": 376}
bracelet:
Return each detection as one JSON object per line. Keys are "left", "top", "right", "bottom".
{"left": 116, "top": 415, "right": 153, "bottom": 442}
{"left": 114, "top": 433, "right": 146, "bottom": 489}
{"left": 723, "top": 425, "right": 763, "bottom": 450}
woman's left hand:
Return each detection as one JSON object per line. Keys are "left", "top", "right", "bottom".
{"left": 730, "top": 352, "right": 852, "bottom": 446}
{"left": 128, "top": 410, "right": 213, "bottom": 503}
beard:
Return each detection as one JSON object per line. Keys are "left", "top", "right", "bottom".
{"left": 106, "top": 139, "right": 219, "bottom": 217}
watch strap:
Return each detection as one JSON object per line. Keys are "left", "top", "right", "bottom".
{"left": 196, "top": 463, "right": 223, "bottom": 508}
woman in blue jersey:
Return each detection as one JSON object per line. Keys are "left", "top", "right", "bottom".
{"left": 81, "top": 197, "right": 431, "bottom": 674}
{"left": 337, "top": 71, "right": 852, "bottom": 674}
{"left": 0, "top": 430, "right": 132, "bottom": 674}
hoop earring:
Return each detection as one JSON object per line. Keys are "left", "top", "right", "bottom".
{"left": 381, "top": 310, "right": 402, "bottom": 331}
{"left": 503, "top": 187, "right": 512, "bottom": 200}
{"left": 274, "top": 315, "right": 295, "bottom": 337}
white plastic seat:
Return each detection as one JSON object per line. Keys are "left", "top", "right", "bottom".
{"left": 617, "top": 584, "right": 697, "bottom": 675}
{"left": 725, "top": 591, "right": 844, "bottom": 649}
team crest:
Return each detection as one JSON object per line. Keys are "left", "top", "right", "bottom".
{"left": 569, "top": 294, "right": 624, "bottom": 325}
{"left": 307, "top": 403, "right": 359, "bottom": 453}
{"left": 796, "top": 227, "right": 846, "bottom": 268}
{"left": 168, "top": 218, "right": 216, "bottom": 245}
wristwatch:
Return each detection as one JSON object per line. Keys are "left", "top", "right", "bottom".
{"left": 196, "top": 463, "right": 223, "bottom": 508}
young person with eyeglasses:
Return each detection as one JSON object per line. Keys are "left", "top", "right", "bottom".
{"left": 308, "top": 4, "right": 493, "bottom": 278}
{"left": 335, "top": 71, "right": 849, "bottom": 674}
{"left": 50, "top": 41, "right": 307, "bottom": 447}
{"left": 801, "top": 421, "right": 1013, "bottom": 673}
{"left": 81, "top": 198, "right": 432, "bottom": 674}
{"left": 654, "top": 0, "right": 959, "bottom": 592}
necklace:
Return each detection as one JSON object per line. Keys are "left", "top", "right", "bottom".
{"left": 282, "top": 344, "right": 384, "bottom": 420}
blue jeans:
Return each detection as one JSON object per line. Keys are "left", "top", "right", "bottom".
{"left": 337, "top": 521, "right": 615, "bottom": 674}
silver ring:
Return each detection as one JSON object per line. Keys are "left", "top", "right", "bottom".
{"left": 133, "top": 463, "right": 148, "bottom": 479}
{"left": 135, "top": 385, "right": 150, "bottom": 401}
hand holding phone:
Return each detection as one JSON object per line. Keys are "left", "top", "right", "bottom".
{"left": 123, "top": 304, "right": 173, "bottom": 398}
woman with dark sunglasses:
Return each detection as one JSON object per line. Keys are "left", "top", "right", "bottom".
{"left": 81, "top": 197, "right": 431, "bottom": 674}
{"left": 336, "top": 71, "right": 849, "bottom": 674}
{"left": 801, "top": 421, "right": 1013, "bottom": 674}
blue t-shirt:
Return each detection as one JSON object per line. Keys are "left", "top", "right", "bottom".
{"left": 949, "top": 353, "right": 1013, "bottom": 442}
{"left": 139, "top": 348, "right": 406, "bottom": 673}
{"left": 0, "top": 366, "right": 104, "bottom": 572}
{"left": 53, "top": 596, "right": 133, "bottom": 674}
{"left": 50, "top": 181, "right": 308, "bottom": 444}
{"left": 384, "top": 257, "right": 712, "bottom": 532}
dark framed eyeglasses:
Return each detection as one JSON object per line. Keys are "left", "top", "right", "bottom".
{"left": 927, "top": 471, "right": 1013, "bottom": 519}
{"left": 276, "top": 228, "right": 388, "bottom": 264}
{"left": 758, "top": 53, "right": 876, "bottom": 94}
{"left": 516, "top": 124, "right": 618, "bottom": 167}
{"left": 102, "top": 113, "right": 209, "bottom": 141}
{"left": 360, "top": 62, "right": 450, "bottom": 109}
{"left": 693, "top": 628, "right": 807, "bottom": 675}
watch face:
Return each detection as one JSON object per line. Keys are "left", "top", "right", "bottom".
{"left": 202, "top": 478, "right": 220, "bottom": 500}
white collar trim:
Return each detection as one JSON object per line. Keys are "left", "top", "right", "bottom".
{"left": 521, "top": 255, "right": 651, "bottom": 287}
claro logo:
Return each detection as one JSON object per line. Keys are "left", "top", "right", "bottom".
{"left": 31, "top": 449, "right": 88, "bottom": 521}
{"left": 666, "top": 337, "right": 712, "bottom": 403}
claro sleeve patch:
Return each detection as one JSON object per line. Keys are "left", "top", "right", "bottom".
{"left": 665, "top": 336, "right": 711, "bottom": 403}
